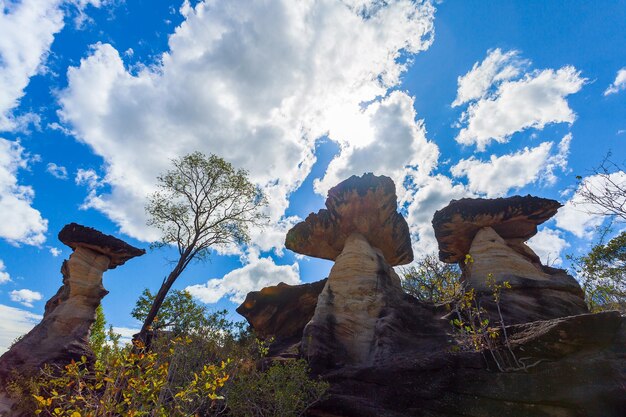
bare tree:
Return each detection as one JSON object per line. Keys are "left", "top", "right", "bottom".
{"left": 574, "top": 153, "right": 626, "bottom": 221}
{"left": 135, "top": 152, "right": 268, "bottom": 346}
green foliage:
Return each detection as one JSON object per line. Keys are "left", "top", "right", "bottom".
{"left": 146, "top": 151, "right": 269, "bottom": 256}
{"left": 569, "top": 230, "right": 626, "bottom": 312}
{"left": 27, "top": 338, "right": 230, "bottom": 417}
{"left": 132, "top": 288, "right": 218, "bottom": 335}
{"left": 89, "top": 305, "right": 107, "bottom": 360}
{"left": 227, "top": 359, "right": 329, "bottom": 417}
{"left": 401, "top": 253, "right": 462, "bottom": 304}
{"left": 449, "top": 255, "right": 527, "bottom": 372}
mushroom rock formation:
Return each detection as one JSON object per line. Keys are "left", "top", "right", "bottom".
{"left": 285, "top": 173, "right": 413, "bottom": 266}
{"left": 432, "top": 196, "right": 588, "bottom": 324}
{"left": 286, "top": 174, "right": 444, "bottom": 370}
{"left": 0, "top": 223, "right": 144, "bottom": 387}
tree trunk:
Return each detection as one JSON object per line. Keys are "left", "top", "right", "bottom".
{"left": 134, "top": 256, "right": 187, "bottom": 349}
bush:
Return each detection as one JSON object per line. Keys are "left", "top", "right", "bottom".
{"left": 569, "top": 230, "right": 626, "bottom": 313}
{"left": 227, "top": 359, "right": 328, "bottom": 417}
{"left": 26, "top": 338, "right": 230, "bottom": 417}
{"left": 401, "top": 253, "right": 462, "bottom": 305}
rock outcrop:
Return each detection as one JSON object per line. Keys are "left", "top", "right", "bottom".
{"left": 286, "top": 173, "right": 413, "bottom": 266}
{"left": 309, "top": 311, "right": 625, "bottom": 417}
{"left": 240, "top": 181, "right": 624, "bottom": 416}
{"left": 0, "top": 224, "right": 144, "bottom": 397}
{"left": 283, "top": 174, "right": 445, "bottom": 370}
{"left": 237, "top": 279, "right": 327, "bottom": 340}
{"left": 432, "top": 195, "right": 561, "bottom": 263}
{"left": 432, "top": 196, "right": 588, "bottom": 324}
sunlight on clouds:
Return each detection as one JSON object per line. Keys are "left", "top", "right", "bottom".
{"left": 58, "top": 0, "right": 436, "bottom": 254}
{"left": 315, "top": 91, "right": 439, "bottom": 200}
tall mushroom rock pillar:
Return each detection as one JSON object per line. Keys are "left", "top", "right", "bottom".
{"left": 432, "top": 196, "right": 588, "bottom": 325}
{"left": 0, "top": 223, "right": 145, "bottom": 384}
{"left": 285, "top": 173, "right": 416, "bottom": 370}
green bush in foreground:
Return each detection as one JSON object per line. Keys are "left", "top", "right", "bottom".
{"left": 227, "top": 359, "right": 329, "bottom": 417}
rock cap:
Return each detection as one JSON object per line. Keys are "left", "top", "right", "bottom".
{"left": 285, "top": 173, "right": 413, "bottom": 266}
{"left": 432, "top": 195, "right": 561, "bottom": 263}
{"left": 58, "top": 223, "right": 145, "bottom": 268}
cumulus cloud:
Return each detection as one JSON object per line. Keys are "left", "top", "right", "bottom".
{"left": 10, "top": 288, "right": 43, "bottom": 308}
{"left": 0, "top": 0, "right": 64, "bottom": 131}
{"left": 49, "top": 247, "right": 62, "bottom": 256}
{"left": 555, "top": 170, "right": 626, "bottom": 238}
{"left": 0, "top": 138, "right": 48, "bottom": 245}
{"left": 604, "top": 68, "right": 626, "bottom": 96}
{"left": 451, "top": 142, "right": 554, "bottom": 197}
{"left": 186, "top": 256, "right": 300, "bottom": 304}
{"left": 0, "top": 259, "right": 11, "bottom": 284}
{"left": 405, "top": 174, "right": 472, "bottom": 256}
{"left": 452, "top": 48, "right": 527, "bottom": 107}
{"left": 0, "top": 304, "right": 42, "bottom": 353}
{"left": 314, "top": 91, "right": 439, "bottom": 199}
{"left": 527, "top": 228, "right": 569, "bottom": 266}
{"left": 46, "top": 162, "right": 68, "bottom": 179}
{"left": 58, "top": 0, "right": 436, "bottom": 250}
{"left": 453, "top": 49, "right": 585, "bottom": 151}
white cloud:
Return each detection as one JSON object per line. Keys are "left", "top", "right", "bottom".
{"left": 405, "top": 174, "right": 472, "bottom": 256}
{"left": 186, "top": 256, "right": 300, "bottom": 304}
{"left": 604, "top": 68, "right": 626, "bottom": 96}
{"left": 555, "top": 170, "right": 626, "bottom": 238}
{"left": 527, "top": 228, "right": 569, "bottom": 266}
{"left": 0, "top": 0, "right": 64, "bottom": 131}
{"left": 0, "top": 259, "right": 11, "bottom": 284}
{"left": 452, "top": 48, "right": 527, "bottom": 106}
{"left": 111, "top": 326, "right": 139, "bottom": 346}
{"left": 49, "top": 247, "right": 61, "bottom": 256}
{"left": 0, "top": 138, "right": 48, "bottom": 245}
{"left": 451, "top": 142, "right": 554, "bottom": 197}
{"left": 543, "top": 133, "right": 572, "bottom": 184}
{"left": 75, "top": 167, "right": 101, "bottom": 189}
{"left": 46, "top": 162, "right": 68, "bottom": 179}
{"left": 58, "top": 0, "right": 436, "bottom": 251}
{"left": 0, "top": 304, "right": 42, "bottom": 353}
{"left": 10, "top": 288, "right": 43, "bottom": 308}
{"left": 314, "top": 90, "right": 439, "bottom": 200}
{"left": 453, "top": 49, "right": 585, "bottom": 151}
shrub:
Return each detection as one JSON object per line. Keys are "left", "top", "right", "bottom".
{"left": 227, "top": 359, "right": 328, "bottom": 417}
{"left": 400, "top": 253, "right": 462, "bottom": 305}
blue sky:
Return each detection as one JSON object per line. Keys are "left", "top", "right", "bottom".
{"left": 1, "top": 0, "right": 625, "bottom": 351}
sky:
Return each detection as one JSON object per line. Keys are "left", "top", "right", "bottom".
{"left": 0, "top": 0, "right": 625, "bottom": 352}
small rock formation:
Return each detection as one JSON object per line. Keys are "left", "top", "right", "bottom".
{"left": 0, "top": 224, "right": 144, "bottom": 396}
{"left": 237, "top": 279, "right": 327, "bottom": 357}
{"left": 432, "top": 196, "right": 588, "bottom": 324}
{"left": 285, "top": 174, "right": 444, "bottom": 370}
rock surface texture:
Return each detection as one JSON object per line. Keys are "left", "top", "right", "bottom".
{"left": 433, "top": 196, "right": 588, "bottom": 324}
{"left": 282, "top": 173, "right": 446, "bottom": 370}
{"left": 0, "top": 224, "right": 144, "bottom": 415}
{"left": 241, "top": 183, "right": 624, "bottom": 416}
{"left": 286, "top": 173, "right": 413, "bottom": 266}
